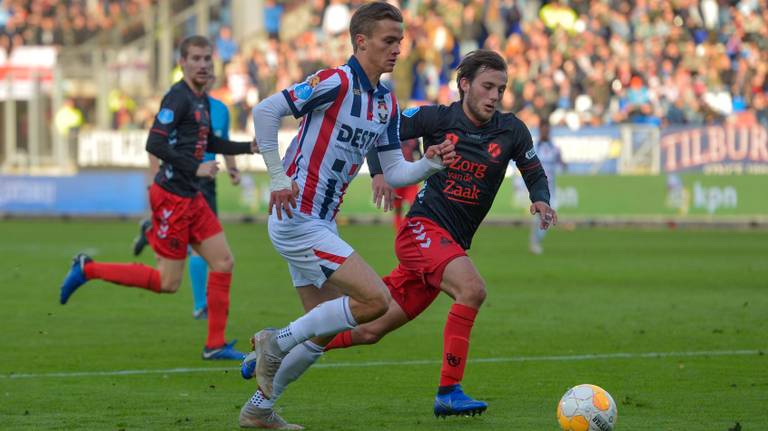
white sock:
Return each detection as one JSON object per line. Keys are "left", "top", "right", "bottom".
{"left": 272, "top": 341, "right": 323, "bottom": 400}
{"left": 248, "top": 388, "right": 272, "bottom": 409}
{"left": 276, "top": 296, "right": 357, "bottom": 352}
{"left": 247, "top": 341, "right": 324, "bottom": 409}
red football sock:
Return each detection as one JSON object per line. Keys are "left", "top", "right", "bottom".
{"left": 206, "top": 271, "right": 231, "bottom": 349}
{"left": 84, "top": 262, "right": 161, "bottom": 293}
{"left": 324, "top": 330, "right": 353, "bottom": 351}
{"left": 439, "top": 303, "right": 478, "bottom": 387}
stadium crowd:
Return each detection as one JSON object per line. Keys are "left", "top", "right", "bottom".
{"left": 2, "top": 0, "right": 767, "bottom": 132}
{"left": 0, "top": 0, "right": 152, "bottom": 48}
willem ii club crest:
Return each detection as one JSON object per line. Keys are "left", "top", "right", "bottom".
{"left": 377, "top": 98, "right": 389, "bottom": 123}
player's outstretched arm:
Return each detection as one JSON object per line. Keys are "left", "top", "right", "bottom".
{"left": 378, "top": 139, "right": 456, "bottom": 188}
{"left": 252, "top": 92, "right": 297, "bottom": 220}
{"left": 206, "top": 133, "right": 253, "bottom": 155}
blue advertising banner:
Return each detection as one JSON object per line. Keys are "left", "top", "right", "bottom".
{"left": 0, "top": 171, "right": 147, "bottom": 215}
{"left": 660, "top": 125, "right": 768, "bottom": 174}
{"left": 532, "top": 126, "right": 623, "bottom": 175}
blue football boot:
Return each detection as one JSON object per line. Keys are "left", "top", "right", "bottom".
{"left": 433, "top": 384, "right": 488, "bottom": 418}
{"left": 132, "top": 218, "right": 152, "bottom": 256}
{"left": 202, "top": 339, "right": 246, "bottom": 361}
{"left": 241, "top": 348, "right": 257, "bottom": 380}
{"left": 59, "top": 253, "right": 92, "bottom": 305}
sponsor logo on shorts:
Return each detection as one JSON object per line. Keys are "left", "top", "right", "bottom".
{"left": 157, "top": 209, "right": 173, "bottom": 239}
{"left": 408, "top": 221, "right": 432, "bottom": 248}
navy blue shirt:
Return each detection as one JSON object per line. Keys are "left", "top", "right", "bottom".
{"left": 374, "top": 102, "right": 549, "bottom": 250}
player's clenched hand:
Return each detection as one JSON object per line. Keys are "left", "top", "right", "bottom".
{"left": 251, "top": 138, "right": 260, "bottom": 154}
{"left": 371, "top": 174, "right": 396, "bottom": 212}
{"left": 269, "top": 180, "right": 299, "bottom": 220}
{"left": 196, "top": 161, "right": 219, "bottom": 178}
{"left": 530, "top": 201, "right": 558, "bottom": 230}
{"left": 424, "top": 139, "right": 457, "bottom": 166}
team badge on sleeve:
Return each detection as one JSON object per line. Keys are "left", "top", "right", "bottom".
{"left": 294, "top": 74, "right": 322, "bottom": 100}
{"left": 525, "top": 148, "right": 537, "bottom": 159}
{"left": 402, "top": 106, "right": 420, "bottom": 118}
{"left": 157, "top": 108, "right": 174, "bottom": 124}
{"left": 294, "top": 83, "right": 313, "bottom": 100}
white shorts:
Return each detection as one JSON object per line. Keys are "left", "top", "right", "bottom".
{"left": 267, "top": 212, "right": 354, "bottom": 287}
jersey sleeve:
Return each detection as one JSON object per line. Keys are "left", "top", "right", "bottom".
{"left": 399, "top": 105, "right": 441, "bottom": 140}
{"left": 510, "top": 120, "right": 550, "bottom": 204}
{"left": 149, "top": 88, "right": 188, "bottom": 137}
{"left": 281, "top": 69, "right": 343, "bottom": 118}
{"left": 145, "top": 88, "right": 198, "bottom": 174}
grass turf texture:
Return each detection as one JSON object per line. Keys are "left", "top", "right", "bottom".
{"left": 0, "top": 220, "right": 766, "bottom": 430}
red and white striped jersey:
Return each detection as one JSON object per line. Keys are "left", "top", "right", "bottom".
{"left": 281, "top": 55, "right": 401, "bottom": 220}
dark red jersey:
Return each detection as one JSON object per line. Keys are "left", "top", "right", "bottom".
{"left": 399, "top": 102, "right": 549, "bottom": 249}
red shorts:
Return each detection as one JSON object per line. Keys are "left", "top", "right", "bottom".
{"left": 146, "top": 183, "right": 223, "bottom": 259}
{"left": 383, "top": 217, "right": 466, "bottom": 320}
{"left": 393, "top": 184, "right": 419, "bottom": 209}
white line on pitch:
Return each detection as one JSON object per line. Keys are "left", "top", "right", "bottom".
{"left": 1, "top": 349, "right": 763, "bottom": 380}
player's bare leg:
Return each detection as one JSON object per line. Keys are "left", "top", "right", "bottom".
{"left": 191, "top": 232, "right": 244, "bottom": 360}
{"left": 324, "top": 298, "right": 410, "bottom": 349}
{"left": 247, "top": 253, "right": 389, "bottom": 398}
{"left": 433, "top": 256, "right": 488, "bottom": 417}
{"left": 155, "top": 255, "right": 186, "bottom": 292}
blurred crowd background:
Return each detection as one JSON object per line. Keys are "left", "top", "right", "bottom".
{"left": 2, "top": 0, "right": 767, "bottom": 133}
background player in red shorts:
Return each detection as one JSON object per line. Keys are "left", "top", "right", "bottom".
{"left": 59, "top": 35, "right": 256, "bottom": 361}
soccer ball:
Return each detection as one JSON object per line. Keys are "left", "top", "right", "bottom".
{"left": 556, "top": 384, "right": 617, "bottom": 431}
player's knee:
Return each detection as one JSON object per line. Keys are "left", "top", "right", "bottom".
{"left": 160, "top": 277, "right": 182, "bottom": 293}
{"left": 458, "top": 278, "right": 486, "bottom": 307}
{"left": 209, "top": 253, "right": 235, "bottom": 273}
{"left": 357, "top": 289, "right": 390, "bottom": 322}
{"left": 367, "top": 294, "right": 390, "bottom": 321}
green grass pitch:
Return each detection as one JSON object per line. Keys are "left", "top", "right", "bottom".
{"left": 1, "top": 220, "right": 766, "bottom": 430}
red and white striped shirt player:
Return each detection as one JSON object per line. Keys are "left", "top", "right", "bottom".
{"left": 238, "top": 3, "right": 457, "bottom": 429}
{"left": 280, "top": 56, "right": 402, "bottom": 220}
